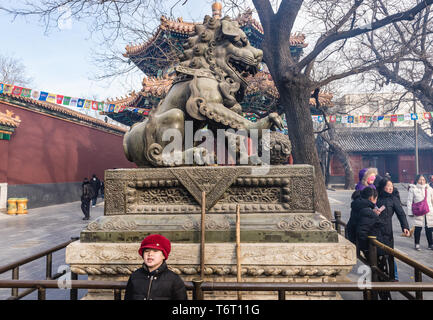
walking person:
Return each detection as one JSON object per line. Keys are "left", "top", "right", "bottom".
{"left": 407, "top": 174, "right": 433, "bottom": 250}
{"left": 89, "top": 174, "right": 101, "bottom": 207}
{"left": 124, "top": 234, "right": 187, "bottom": 300}
{"left": 81, "top": 178, "right": 94, "bottom": 220}
{"left": 377, "top": 178, "right": 411, "bottom": 281}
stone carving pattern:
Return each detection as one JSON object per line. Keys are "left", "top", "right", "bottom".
{"left": 105, "top": 179, "right": 125, "bottom": 214}
{"left": 222, "top": 187, "right": 280, "bottom": 203}
{"left": 277, "top": 215, "right": 334, "bottom": 231}
{"left": 87, "top": 217, "right": 138, "bottom": 231}
{"left": 182, "top": 216, "right": 231, "bottom": 230}
{"left": 70, "top": 264, "right": 348, "bottom": 276}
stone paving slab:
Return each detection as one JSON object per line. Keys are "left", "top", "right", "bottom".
{"left": 0, "top": 198, "right": 105, "bottom": 300}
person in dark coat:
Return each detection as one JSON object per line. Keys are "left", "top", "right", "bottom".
{"left": 346, "top": 190, "right": 367, "bottom": 245}
{"left": 377, "top": 178, "right": 411, "bottom": 282}
{"left": 124, "top": 234, "right": 187, "bottom": 300}
{"left": 356, "top": 187, "right": 394, "bottom": 300}
{"left": 89, "top": 174, "right": 101, "bottom": 207}
{"left": 80, "top": 178, "right": 94, "bottom": 220}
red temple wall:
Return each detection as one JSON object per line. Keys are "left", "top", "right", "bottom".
{"left": 0, "top": 101, "right": 135, "bottom": 186}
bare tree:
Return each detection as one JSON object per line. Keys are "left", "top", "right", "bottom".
{"left": 0, "top": 54, "right": 32, "bottom": 86}
{"left": 356, "top": 3, "right": 433, "bottom": 133}
{"left": 3, "top": 0, "right": 432, "bottom": 218}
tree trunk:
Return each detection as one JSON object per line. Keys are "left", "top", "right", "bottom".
{"left": 326, "top": 126, "right": 355, "bottom": 190}
{"left": 277, "top": 77, "right": 332, "bottom": 220}
{"left": 329, "top": 143, "right": 355, "bottom": 190}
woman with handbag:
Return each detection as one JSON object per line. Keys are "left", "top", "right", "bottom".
{"left": 407, "top": 174, "right": 433, "bottom": 250}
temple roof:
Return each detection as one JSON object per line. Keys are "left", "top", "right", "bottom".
{"left": 333, "top": 126, "right": 433, "bottom": 152}
{"left": 106, "top": 72, "right": 333, "bottom": 109}
{"left": 0, "top": 93, "right": 127, "bottom": 134}
{"left": 0, "top": 109, "right": 21, "bottom": 128}
{"left": 124, "top": 11, "right": 307, "bottom": 77}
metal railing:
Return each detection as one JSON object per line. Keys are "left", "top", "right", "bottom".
{"left": 332, "top": 211, "right": 433, "bottom": 300}
{"left": 0, "top": 237, "right": 79, "bottom": 300}
{"left": 1, "top": 279, "right": 433, "bottom": 300}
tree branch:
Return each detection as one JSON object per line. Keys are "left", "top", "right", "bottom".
{"left": 298, "top": 0, "right": 433, "bottom": 71}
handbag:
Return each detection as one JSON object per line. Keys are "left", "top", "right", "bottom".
{"left": 412, "top": 187, "right": 429, "bottom": 216}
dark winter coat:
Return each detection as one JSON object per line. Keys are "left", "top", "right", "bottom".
{"left": 356, "top": 201, "right": 387, "bottom": 255}
{"left": 89, "top": 177, "right": 101, "bottom": 195}
{"left": 81, "top": 183, "right": 95, "bottom": 201}
{"left": 377, "top": 190, "right": 409, "bottom": 248}
{"left": 124, "top": 261, "right": 187, "bottom": 300}
{"left": 346, "top": 197, "right": 372, "bottom": 244}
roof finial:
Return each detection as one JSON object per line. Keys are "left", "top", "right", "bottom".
{"left": 212, "top": 1, "right": 222, "bottom": 19}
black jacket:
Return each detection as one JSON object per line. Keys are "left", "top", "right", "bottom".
{"left": 346, "top": 197, "right": 372, "bottom": 244}
{"left": 377, "top": 190, "right": 409, "bottom": 248}
{"left": 124, "top": 262, "right": 187, "bottom": 300}
{"left": 356, "top": 201, "right": 386, "bottom": 254}
{"left": 81, "top": 183, "right": 95, "bottom": 201}
{"left": 90, "top": 177, "right": 101, "bottom": 195}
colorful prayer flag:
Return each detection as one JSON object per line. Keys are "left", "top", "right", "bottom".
{"left": 0, "top": 83, "right": 3, "bottom": 93}
{"left": 404, "top": 113, "right": 412, "bottom": 121}
{"left": 3, "top": 84, "right": 13, "bottom": 94}
{"left": 384, "top": 115, "right": 391, "bottom": 122}
{"left": 377, "top": 116, "right": 384, "bottom": 121}
{"left": 119, "top": 106, "right": 126, "bottom": 112}
{"left": 348, "top": 116, "right": 354, "bottom": 123}
{"left": 21, "top": 88, "right": 31, "bottom": 98}
{"left": 31, "top": 90, "right": 40, "bottom": 100}
{"left": 77, "top": 99, "right": 85, "bottom": 108}
{"left": 63, "top": 96, "right": 71, "bottom": 106}
{"left": 98, "top": 102, "right": 104, "bottom": 111}
{"left": 70, "top": 98, "right": 78, "bottom": 107}
{"left": 84, "top": 100, "right": 92, "bottom": 109}
{"left": 317, "top": 115, "right": 324, "bottom": 122}
{"left": 46, "top": 93, "right": 56, "bottom": 103}
{"left": 411, "top": 113, "right": 418, "bottom": 120}
{"left": 424, "top": 112, "right": 432, "bottom": 120}
{"left": 336, "top": 115, "right": 342, "bottom": 123}
{"left": 108, "top": 104, "right": 115, "bottom": 112}
{"left": 114, "top": 105, "right": 120, "bottom": 113}
{"left": 329, "top": 115, "right": 336, "bottom": 122}
{"left": 391, "top": 115, "right": 397, "bottom": 122}
{"left": 39, "top": 92, "right": 48, "bottom": 101}
{"left": 397, "top": 114, "right": 404, "bottom": 122}
{"left": 12, "top": 86, "right": 23, "bottom": 96}
{"left": 56, "top": 95, "right": 64, "bottom": 104}
{"left": 91, "top": 101, "right": 98, "bottom": 110}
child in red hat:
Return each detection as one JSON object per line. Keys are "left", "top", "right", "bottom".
{"left": 124, "top": 234, "right": 187, "bottom": 300}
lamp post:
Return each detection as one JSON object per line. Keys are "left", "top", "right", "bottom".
{"left": 414, "top": 98, "right": 419, "bottom": 175}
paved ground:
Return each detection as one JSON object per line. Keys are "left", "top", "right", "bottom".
{"left": 0, "top": 186, "right": 432, "bottom": 300}
{"left": 328, "top": 184, "right": 433, "bottom": 300}
{"left": 0, "top": 198, "right": 105, "bottom": 300}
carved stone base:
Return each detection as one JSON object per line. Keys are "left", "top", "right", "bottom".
{"left": 66, "top": 235, "right": 356, "bottom": 300}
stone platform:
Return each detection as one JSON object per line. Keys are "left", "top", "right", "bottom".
{"left": 65, "top": 165, "right": 356, "bottom": 299}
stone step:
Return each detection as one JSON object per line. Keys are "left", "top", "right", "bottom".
{"left": 80, "top": 213, "right": 337, "bottom": 243}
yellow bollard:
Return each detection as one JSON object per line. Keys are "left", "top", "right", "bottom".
{"left": 16, "top": 198, "right": 28, "bottom": 214}
{"left": 7, "top": 198, "right": 18, "bottom": 215}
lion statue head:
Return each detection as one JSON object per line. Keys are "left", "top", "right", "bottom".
{"left": 179, "top": 15, "right": 263, "bottom": 103}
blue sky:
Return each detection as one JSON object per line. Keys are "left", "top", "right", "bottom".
{"left": 0, "top": 1, "right": 212, "bottom": 104}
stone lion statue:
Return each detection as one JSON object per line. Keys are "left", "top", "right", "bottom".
{"left": 123, "top": 15, "right": 285, "bottom": 167}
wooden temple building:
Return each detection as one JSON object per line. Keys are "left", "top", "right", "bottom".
{"left": 101, "top": 5, "right": 333, "bottom": 127}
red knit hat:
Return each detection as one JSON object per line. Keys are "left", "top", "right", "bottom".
{"left": 138, "top": 234, "right": 171, "bottom": 259}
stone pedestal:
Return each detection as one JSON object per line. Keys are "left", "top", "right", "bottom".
{"left": 66, "top": 165, "right": 356, "bottom": 299}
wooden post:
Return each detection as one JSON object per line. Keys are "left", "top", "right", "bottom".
{"left": 200, "top": 191, "right": 206, "bottom": 280}
{"left": 236, "top": 204, "right": 242, "bottom": 300}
